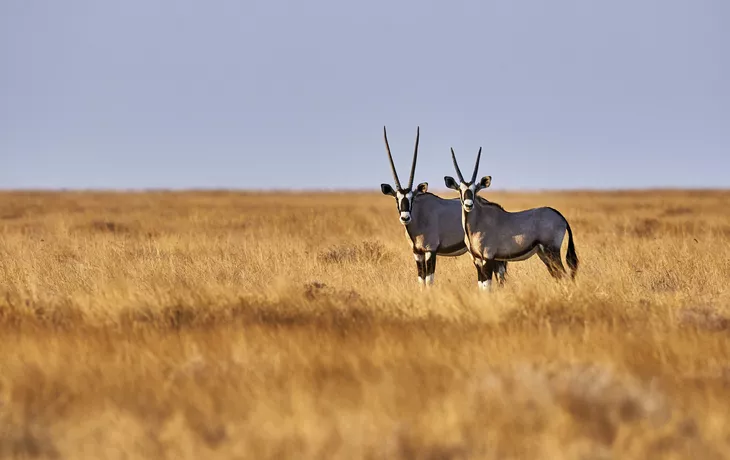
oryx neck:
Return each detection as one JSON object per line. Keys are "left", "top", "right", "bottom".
{"left": 465, "top": 196, "right": 503, "bottom": 227}
{"left": 475, "top": 197, "right": 507, "bottom": 215}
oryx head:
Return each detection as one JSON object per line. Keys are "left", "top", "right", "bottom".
{"left": 443, "top": 146, "right": 491, "bottom": 213}
{"left": 380, "top": 126, "right": 428, "bottom": 226}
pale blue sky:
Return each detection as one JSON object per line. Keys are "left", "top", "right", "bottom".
{"left": 1, "top": 0, "right": 728, "bottom": 190}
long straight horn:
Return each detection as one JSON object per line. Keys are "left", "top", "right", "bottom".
{"left": 383, "top": 126, "right": 401, "bottom": 189}
{"left": 450, "top": 148, "right": 465, "bottom": 182}
{"left": 471, "top": 147, "right": 482, "bottom": 183}
{"left": 407, "top": 126, "right": 420, "bottom": 189}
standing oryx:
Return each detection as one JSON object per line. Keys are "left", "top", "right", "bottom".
{"left": 380, "top": 126, "right": 508, "bottom": 287}
{"left": 444, "top": 146, "right": 579, "bottom": 290}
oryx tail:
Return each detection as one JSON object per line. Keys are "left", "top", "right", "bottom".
{"left": 546, "top": 207, "right": 579, "bottom": 280}
{"left": 565, "top": 215, "right": 579, "bottom": 279}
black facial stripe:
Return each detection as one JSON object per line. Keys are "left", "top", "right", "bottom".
{"left": 464, "top": 189, "right": 474, "bottom": 202}
{"left": 399, "top": 197, "right": 411, "bottom": 212}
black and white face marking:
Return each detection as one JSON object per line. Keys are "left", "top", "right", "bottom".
{"left": 396, "top": 190, "right": 414, "bottom": 225}
{"left": 381, "top": 182, "right": 428, "bottom": 226}
{"left": 444, "top": 176, "right": 477, "bottom": 213}
{"left": 381, "top": 126, "right": 422, "bottom": 227}
{"left": 446, "top": 146, "right": 491, "bottom": 213}
{"left": 460, "top": 182, "right": 477, "bottom": 212}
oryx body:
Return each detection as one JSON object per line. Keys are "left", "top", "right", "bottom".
{"left": 380, "top": 127, "right": 507, "bottom": 286}
{"left": 445, "top": 147, "right": 578, "bottom": 290}
{"left": 399, "top": 191, "right": 509, "bottom": 285}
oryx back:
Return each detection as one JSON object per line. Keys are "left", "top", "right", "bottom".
{"left": 467, "top": 204, "right": 568, "bottom": 261}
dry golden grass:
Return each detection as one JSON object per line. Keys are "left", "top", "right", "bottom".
{"left": 1, "top": 188, "right": 730, "bottom": 459}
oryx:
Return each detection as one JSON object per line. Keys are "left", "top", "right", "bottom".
{"left": 444, "top": 146, "right": 579, "bottom": 290}
{"left": 380, "top": 126, "right": 508, "bottom": 286}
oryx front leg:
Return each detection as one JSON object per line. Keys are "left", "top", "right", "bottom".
{"left": 479, "top": 259, "right": 495, "bottom": 291}
{"left": 413, "top": 251, "right": 426, "bottom": 286}
{"left": 474, "top": 260, "right": 486, "bottom": 290}
{"left": 473, "top": 258, "right": 494, "bottom": 291}
{"left": 424, "top": 251, "right": 436, "bottom": 285}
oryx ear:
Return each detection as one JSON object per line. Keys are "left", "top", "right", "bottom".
{"left": 478, "top": 176, "right": 492, "bottom": 190}
{"left": 380, "top": 183, "right": 396, "bottom": 196}
{"left": 416, "top": 182, "right": 428, "bottom": 194}
{"left": 444, "top": 176, "right": 459, "bottom": 190}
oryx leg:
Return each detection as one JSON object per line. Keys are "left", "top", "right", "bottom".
{"left": 474, "top": 260, "right": 486, "bottom": 290}
{"left": 413, "top": 251, "right": 427, "bottom": 286}
{"left": 537, "top": 245, "right": 567, "bottom": 280}
{"left": 424, "top": 251, "right": 436, "bottom": 285}
{"left": 468, "top": 252, "right": 485, "bottom": 290}
{"left": 494, "top": 261, "right": 507, "bottom": 287}
{"left": 479, "top": 259, "right": 495, "bottom": 291}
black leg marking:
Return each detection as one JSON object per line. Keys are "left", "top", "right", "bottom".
{"left": 425, "top": 251, "right": 437, "bottom": 285}
{"left": 494, "top": 261, "right": 507, "bottom": 287}
{"left": 414, "top": 250, "right": 428, "bottom": 285}
{"left": 475, "top": 260, "right": 485, "bottom": 285}
{"left": 479, "top": 259, "right": 495, "bottom": 290}
{"left": 483, "top": 260, "right": 495, "bottom": 286}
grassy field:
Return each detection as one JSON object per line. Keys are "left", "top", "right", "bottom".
{"left": 1, "top": 189, "right": 729, "bottom": 459}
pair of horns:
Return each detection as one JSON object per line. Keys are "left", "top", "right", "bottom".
{"left": 450, "top": 146, "right": 481, "bottom": 184}
{"left": 383, "top": 126, "right": 419, "bottom": 190}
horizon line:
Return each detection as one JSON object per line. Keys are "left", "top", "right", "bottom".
{"left": 0, "top": 186, "right": 728, "bottom": 194}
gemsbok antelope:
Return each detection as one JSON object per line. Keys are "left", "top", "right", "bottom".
{"left": 380, "top": 126, "right": 508, "bottom": 287}
{"left": 444, "top": 146, "right": 579, "bottom": 290}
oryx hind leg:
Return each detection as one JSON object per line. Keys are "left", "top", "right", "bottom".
{"left": 494, "top": 261, "right": 507, "bottom": 287}
{"left": 537, "top": 245, "right": 566, "bottom": 280}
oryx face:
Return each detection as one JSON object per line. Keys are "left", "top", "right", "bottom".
{"left": 380, "top": 125, "right": 422, "bottom": 226}
{"left": 444, "top": 146, "right": 491, "bottom": 213}
{"left": 381, "top": 182, "right": 429, "bottom": 225}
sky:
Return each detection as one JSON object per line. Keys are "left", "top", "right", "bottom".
{"left": 1, "top": 0, "right": 728, "bottom": 191}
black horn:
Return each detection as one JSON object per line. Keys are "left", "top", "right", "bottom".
{"left": 450, "top": 148, "right": 465, "bottom": 182}
{"left": 383, "top": 126, "right": 402, "bottom": 189}
{"left": 407, "top": 126, "right": 420, "bottom": 189}
{"left": 471, "top": 147, "right": 482, "bottom": 183}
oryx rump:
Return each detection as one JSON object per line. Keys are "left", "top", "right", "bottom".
{"left": 380, "top": 126, "right": 508, "bottom": 286}
{"left": 444, "top": 146, "right": 578, "bottom": 290}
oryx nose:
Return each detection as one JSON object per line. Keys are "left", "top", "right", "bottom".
{"left": 400, "top": 212, "right": 411, "bottom": 223}
{"left": 464, "top": 199, "right": 474, "bottom": 207}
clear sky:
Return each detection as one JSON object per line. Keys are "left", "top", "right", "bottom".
{"left": 1, "top": 0, "right": 728, "bottom": 191}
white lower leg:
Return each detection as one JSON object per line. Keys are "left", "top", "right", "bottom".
{"left": 414, "top": 253, "right": 425, "bottom": 286}
{"left": 424, "top": 253, "right": 434, "bottom": 286}
{"left": 478, "top": 280, "right": 492, "bottom": 291}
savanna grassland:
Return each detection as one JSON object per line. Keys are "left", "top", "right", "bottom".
{"left": 1, "top": 189, "right": 730, "bottom": 460}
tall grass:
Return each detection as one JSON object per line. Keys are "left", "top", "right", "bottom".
{"left": 1, "top": 189, "right": 729, "bottom": 459}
